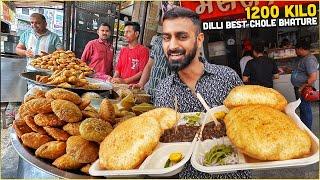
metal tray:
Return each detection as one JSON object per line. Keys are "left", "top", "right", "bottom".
{"left": 20, "top": 71, "right": 112, "bottom": 95}
{"left": 9, "top": 127, "right": 100, "bottom": 179}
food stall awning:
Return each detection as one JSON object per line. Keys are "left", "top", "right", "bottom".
{"left": 181, "top": 1, "right": 318, "bottom": 21}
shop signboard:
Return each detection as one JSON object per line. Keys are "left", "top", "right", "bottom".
{"left": 181, "top": 1, "right": 317, "bottom": 21}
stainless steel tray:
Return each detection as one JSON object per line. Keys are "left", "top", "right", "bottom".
{"left": 9, "top": 127, "right": 100, "bottom": 179}
{"left": 20, "top": 71, "right": 112, "bottom": 95}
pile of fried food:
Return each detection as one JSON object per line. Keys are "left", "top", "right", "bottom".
{"left": 13, "top": 87, "right": 180, "bottom": 173}
{"left": 222, "top": 85, "right": 312, "bottom": 161}
{"left": 35, "top": 69, "right": 99, "bottom": 89}
{"left": 31, "top": 50, "right": 94, "bottom": 76}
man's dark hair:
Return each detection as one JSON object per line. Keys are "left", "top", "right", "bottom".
{"left": 99, "top": 22, "right": 111, "bottom": 30}
{"left": 124, "top": 21, "right": 140, "bottom": 34}
{"left": 295, "top": 38, "right": 311, "bottom": 50}
{"left": 252, "top": 40, "right": 265, "bottom": 54}
{"left": 162, "top": 7, "right": 202, "bottom": 34}
{"left": 30, "top": 13, "right": 46, "bottom": 23}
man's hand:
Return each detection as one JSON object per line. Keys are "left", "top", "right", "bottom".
{"left": 25, "top": 49, "right": 34, "bottom": 58}
{"left": 111, "top": 77, "right": 125, "bottom": 84}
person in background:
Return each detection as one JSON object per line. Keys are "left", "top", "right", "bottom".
{"left": 291, "top": 38, "right": 319, "bottom": 129}
{"left": 239, "top": 39, "right": 253, "bottom": 75}
{"left": 280, "top": 38, "right": 292, "bottom": 48}
{"left": 111, "top": 21, "right": 149, "bottom": 84}
{"left": 243, "top": 40, "right": 279, "bottom": 88}
{"left": 16, "top": 13, "right": 63, "bottom": 71}
{"left": 81, "top": 23, "right": 114, "bottom": 80}
{"left": 131, "top": 25, "right": 171, "bottom": 101}
{"left": 154, "top": 7, "right": 250, "bottom": 178}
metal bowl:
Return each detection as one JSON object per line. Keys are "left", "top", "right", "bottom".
{"left": 9, "top": 127, "right": 100, "bottom": 178}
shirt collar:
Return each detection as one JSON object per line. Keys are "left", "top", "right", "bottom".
{"left": 98, "top": 38, "right": 111, "bottom": 46}
{"left": 32, "top": 29, "right": 50, "bottom": 37}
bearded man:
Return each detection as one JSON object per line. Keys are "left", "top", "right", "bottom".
{"left": 154, "top": 7, "right": 250, "bottom": 179}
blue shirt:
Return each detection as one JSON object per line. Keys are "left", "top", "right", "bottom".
{"left": 19, "top": 29, "right": 63, "bottom": 67}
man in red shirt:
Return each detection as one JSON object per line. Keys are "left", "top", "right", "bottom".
{"left": 111, "top": 21, "right": 149, "bottom": 84}
{"left": 81, "top": 23, "right": 114, "bottom": 80}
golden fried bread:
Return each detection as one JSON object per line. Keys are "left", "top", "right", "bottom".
{"left": 19, "top": 98, "right": 53, "bottom": 119}
{"left": 223, "top": 85, "right": 288, "bottom": 111}
{"left": 99, "top": 98, "right": 116, "bottom": 124}
{"left": 78, "top": 98, "right": 91, "bottom": 110}
{"left": 34, "top": 113, "right": 66, "bottom": 127}
{"left": 99, "top": 116, "right": 161, "bottom": 170}
{"left": 79, "top": 118, "right": 113, "bottom": 143}
{"left": 24, "top": 116, "right": 47, "bottom": 135}
{"left": 35, "top": 141, "right": 66, "bottom": 160}
{"left": 51, "top": 99, "right": 82, "bottom": 122}
{"left": 13, "top": 119, "right": 33, "bottom": 138}
{"left": 224, "top": 105, "right": 312, "bottom": 160}
{"left": 43, "top": 127, "right": 70, "bottom": 141}
{"left": 140, "top": 108, "right": 180, "bottom": 130}
{"left": 45, "top": 88, "right": 82, "bottom": 105}
{"left": 63, "top": 122, "right": 81, "bottom": 136}
{"left": 52, "top": 154, "right": 84, "bottom": 170}
{"left": 21, "top": 132, "right": 53, "bottom": 149}
{"left": 66, "top": 136, "right": 99, "bottom": 163}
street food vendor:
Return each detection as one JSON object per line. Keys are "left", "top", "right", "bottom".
{"left": 154, "top": 7, "right": 250, "bottom": 178}
{"left": 111, "top": 21, "right": 149, "bottom": 84}
{"left": 81, "top": 23, "right": 114, "bottom": 80}
{"left": 15, "top": 13, "right": 64, "bottom": 71}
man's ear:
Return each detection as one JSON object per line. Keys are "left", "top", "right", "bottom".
{"left": 135, "top": 31, "right": 140, "bottom": 38}
{"left": 197, "top": 32, "right": 204, "bottom": 49}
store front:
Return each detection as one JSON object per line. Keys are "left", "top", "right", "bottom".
{"left": 182, "top": 1, "right": 320, "bottom": 101}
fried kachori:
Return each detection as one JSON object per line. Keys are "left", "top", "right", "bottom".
{"left": 45, "top": 88, "right": 82, "bottom": 105}
{"left": 13, "top": 119, "right": 33, "bottom": 138}
{"left": 99, "top": 116, "right": 161, "bottom": 170}
{"left": 79, "top": 118, "right": 113, "bottom": 143}
{"left": 223, "top": 85, "right": 288, "bottom": 111}
{"left": 51, "top": 99, "right": 82, "bottom": 122}
{"left": 63, "top": 122, "right": 81, "bottom": 136}
{"left": 21, "top": 132, "right": 52, "bottom": 149}
{"left": 34, "top": 113, "right": 66, "bottom": 127}
{"left": 35, "top": 141, "right": 66, "bottom": 160}
{"left": 43, "top": 127, "right": 70, "bottom": 141}
{"left": 18, "top": 98, "right": 53, "bottom": 119}
{"left": 24, "top": 116, "right": 47, "bottom": 135}
{"left": 52, "top": 154, "right": 84, "bottom": 170}
{"left": 224, "top": 105, "right": 312, "bottom": 160}
{"left": 99, "top": 98, "right": 116, "bottom": 124}
{"left": 66, "top": 136, "right": 99, "bottom": 163}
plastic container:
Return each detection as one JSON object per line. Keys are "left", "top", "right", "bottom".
{"left": 191, "top": 100, "right": 319, "bottom": 174}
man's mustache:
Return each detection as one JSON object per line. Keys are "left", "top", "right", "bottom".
{"left": 167, "top": 48, "right": 186, "bottom": 56}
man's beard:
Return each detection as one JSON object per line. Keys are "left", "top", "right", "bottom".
{"left": 167, "top": 43, "right": 198, "bottom": 72}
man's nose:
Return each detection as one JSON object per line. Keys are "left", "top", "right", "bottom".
{"left": 168, "top": 38, "right": 179, "bottom": 50}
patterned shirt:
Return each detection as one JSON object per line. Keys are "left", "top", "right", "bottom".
{"left": 147, "top": 35, "right": 171, "bottom": 100}
{"left": 19, "top": 29, "right": 63, "bottom": 69}
{"left": 154, "top": 59, "right": 251, "bottom": 178}
{"left": 155, "top": 58, "right": 243, "bottom": 112}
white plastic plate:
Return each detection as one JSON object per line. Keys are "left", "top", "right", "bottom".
{"left": 191, "top": 99, "right": 319, "bottom": 174}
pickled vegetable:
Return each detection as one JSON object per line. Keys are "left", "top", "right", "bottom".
{"left": 203, "top": 144, "right": 233, "bottom": 166}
